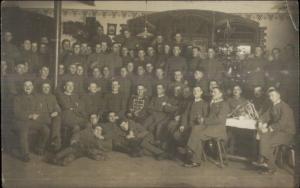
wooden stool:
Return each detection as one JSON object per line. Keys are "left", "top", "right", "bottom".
{"left": 203, "top": 138, "right": 228, "bottom": 168}
{"left": 275, "top": 144, "right": 295, "bottom": 169}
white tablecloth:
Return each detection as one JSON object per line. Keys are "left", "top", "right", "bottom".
{"left": 226, "top": 118, "right": 257, "bottom": 130}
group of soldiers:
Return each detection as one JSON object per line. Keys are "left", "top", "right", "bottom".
{"left": 1, "top": 29, "right": 298, "bottom": 174}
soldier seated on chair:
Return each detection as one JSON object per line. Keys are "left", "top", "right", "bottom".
{"left": 183, "top": 87, "right": 229, "bottom": 167}
{"left": 56, "top": 81, "right": 88, "bottom": 135}
{"left": 13, "top": 81, "right": 50, "bottom": 162}
{"left": 256, "top": 88, "right": 296, "bottom": 174}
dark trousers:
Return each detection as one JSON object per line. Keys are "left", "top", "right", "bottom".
{"left": 259, "top": 131, "right": 293, "bottom": 169}
{"left": 14, "top": 120, "right": 50, "bottom": 156}
{"left": 141, "top": 134, "right": 165, "bottom": 155}
{"left": 187, "top": 125, "right": 226, "bottom": 163}
{"left": 144, "top": 114, "right": 169, "bottom": 140}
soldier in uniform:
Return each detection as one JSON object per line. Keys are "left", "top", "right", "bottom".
{"left": 19, "top": 40, "right": 32, "bottom": 69}
{"left": 87, "top": 43, "right": 106, "bottom": 72}
{"left": 227, "top": 85, "right": 248, "bottom": 112}
{"left": 226, "top": 85, "right": 248, "bottom": 154}
{"left": 132, "top": 65, "right": 153, "bottom": 97}
{"left": 127, "top": 85, "right": 150, "bottom": 123}
{"left": 146, "top": 46, "right": 157, "bottom": 65}
{"left": 144, "top": 84, "right": 178, "bottom": 144}
{"left": 152, "top": 68, "right": 169, "bottom": 91}
{"left": 257, "top": 89, "right": 296, "bottom": 174}
{"left": 191, "top": 69, "right": 209, "bottom": 98}
{"left": 183, "top": 87, "right": 229, "bottom": 167}
{"left": 115, "top": 67, "right": 132, "bottom": 105}
{"left": 126, "top": 62, "right": 135, "bottom": 81}
{"left": 87, "top": 67, "right": 106, "bottom": 95}
{"left": 200, "top": 48, "right": 225, "bottom": 84}
{"left": 167, "top": 86, "right": 208, "bottom": 157}
{"left": 13, "top": 81, "right": 50, "bottom": 162}
{"left": 7, "top": 63, "right": 27, "bottom": 95}
{"left": 2, "top": 31, "right": 21, "bottom": 73}
{"left": 56, "top": 81, "right": 88, "bottom": 134}
{"left": 64, "top": 43, "right": 86, "bottom": 68}
{"left": 121, "top": 46, "right": 134, "bottom": 65}
{"left": 35, "top": 66, "right": 52, "bottom": 91}
{"left": 114, "top": 118, "right": 169, "bottom": 160}
{"left": 187, "top": 47, "right": 202, "bottom": 80}
{"left": 134, "top": 49, "right": 149, "bottom": 67}
{"left": 244, "top": 46, "right": 267, "bottom": 93}
{"left": 156, "top": 43, "right": 171, "bottom": 70}
{"left": 60, "top": 39, "right": 72, "bottom": 65}
{"left": 104, "top": 80, "right": 127, "bottom": 118}
{"left": 81, "top": 82, "right": 105, "bottom": 118}
{"left": 75, "top": 65, "right": 86, "bottom": 95}
{"left": 145, "top": 63, "right": 155, "bottom": 78}
{"left": 168, "top": 70, "right": 187, "bottom": 95}
{"left": 38, "top": 83, "right": 62, "bottom": 151}
{"left": 51, "top": 114, "right": 112, "bottom": 166}
{"left": 165, "top": 46, "right": 187, "bottom": 78}
{"left": 104, "top": 43, "right": 122, "bottom": 76}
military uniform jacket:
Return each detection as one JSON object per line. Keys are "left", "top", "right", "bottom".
{"left": 115, "top": 76, "right": 132, "bottom": 100}
{"left": 188, "top": 57, "right": 202, "bottom": 72}
{"left": 165, "top": 56, "right": 187, "bottom": 77}
{"left": 71, "top": 126, "right": 112, "bottom": 152}
{"left": 200, "top": 58, "right": 225, "bottom": 82}
{"left": 244, "top": 57, "right": 266, "bottom": 86}
{"left": 227, "top": 96, "right": 248, "bottom": 112}
{"left": 117, "top": 120, "right": 150, "bottom": 140}
{"left": 181, "top": 99, "right": 208, "bottom": 128}
{"left": 104, "top": 52, "right": 122, "bottom": 76}
{"left": 261, "top": 101, "right": 296, "bottom": 135}
{"left": 64, "top": 53, "right": 86, "bottom": 68}
{"left": 56, "top": 92, "right": 87, "bottom": 118}
{"left": 147, "top": 95, "right": 177, "bottom": 118}
{"left": 204, "top": 99, "right": 229, "bottom": 127}
{"left": 87, "top": 53, "right": 106, "bottom": 70}
{"left": 104, "top": 92, "right": 127, "bottom": 117}
{"left": 36, "top": 93, "right": 61, "bottom": 124}
{"left": 14, "top": 93, "right": 41, "bottom": 122}
{"left": 81, "top": 92, "right": 105, "bottom": 116}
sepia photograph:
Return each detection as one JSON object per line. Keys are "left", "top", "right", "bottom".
{"left": 1, "top": 1, "right": 299, "bottom": 187}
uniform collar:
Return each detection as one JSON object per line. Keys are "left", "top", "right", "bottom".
{"left": 273, "top": 99, "right": 281, "bottom": 106}
{"left": 194, "top": 98, "right": 202, "bottom": 102}
{"left": 211, "top": 97, "right": 223, "bottom": 104}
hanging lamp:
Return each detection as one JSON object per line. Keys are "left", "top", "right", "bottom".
{"left": 137, "top": 1, "right": 153, "bottom": 38}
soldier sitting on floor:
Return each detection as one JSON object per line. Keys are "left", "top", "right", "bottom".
{"left": 51, "top": 114, "right": 112, "bottom": 166}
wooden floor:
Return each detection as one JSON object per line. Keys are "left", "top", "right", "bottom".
{"left": 2, "top": 151, "right": 297, "bottom": 188}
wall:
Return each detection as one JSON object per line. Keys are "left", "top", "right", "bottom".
{"left": 5, "top": 1, "right": 299, "bottom": 51}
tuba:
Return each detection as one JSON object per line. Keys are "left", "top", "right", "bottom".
{"left": 228, "top": 101, "right": 259, "bottom": 120}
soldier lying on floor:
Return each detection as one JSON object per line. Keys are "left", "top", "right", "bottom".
{"left": 113, "top": 118, "right": 169, "bottom": 160}
{"left": 50, "top": 114, "right": 112, "bottom": 166}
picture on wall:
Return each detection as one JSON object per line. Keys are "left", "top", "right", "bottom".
{"left": 107, "top": 23, "right": 117, "bottom": 36}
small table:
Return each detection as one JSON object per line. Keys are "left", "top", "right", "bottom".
{"left": 225, "top": 118, "right": 259, "bottom": 161}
